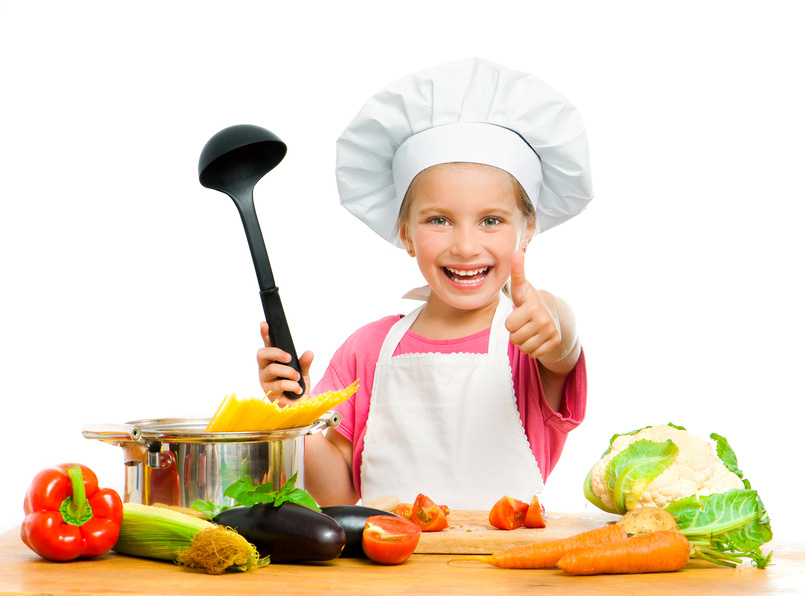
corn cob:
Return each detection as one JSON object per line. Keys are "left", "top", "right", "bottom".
{"left": 113, "top": 502, "right": 264, "bottom": 574}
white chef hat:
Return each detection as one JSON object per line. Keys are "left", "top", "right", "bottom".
{"left": 335, "top": 57, "right": 593, "bottom": 247}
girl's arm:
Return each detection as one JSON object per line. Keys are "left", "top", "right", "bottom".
{"left": 533, "top": 291, "right": 581, "bottom": 412}
{"left": 303, "top": 430, "right": 360, "bottom": 505}
{"left": 506, "top": 251, "right": 581, "bottom": 412}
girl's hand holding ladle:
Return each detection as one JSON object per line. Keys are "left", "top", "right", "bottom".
{"left": 257, "top": 321, "right": 314, "bottom": 406}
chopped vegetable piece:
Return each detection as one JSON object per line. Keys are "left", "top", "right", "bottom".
{"left": 411, "top": 494, "right": 449, "bottom": 532}
{"left": 523, "top": 495, "right": 547, "bottom": 529}
{"left": 362, "top": 515, "right": 421, "bottom": 565}
{"left": 392, "top": 503, "right": 413, "bottom": 520}
{"left": 488, "top": 496, "right": 529, "bottom": 530}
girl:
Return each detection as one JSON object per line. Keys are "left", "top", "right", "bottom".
{"left": 258, "top": 57, "right": 593, "bottom": 510}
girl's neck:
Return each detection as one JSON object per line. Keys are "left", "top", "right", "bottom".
{"left": 409, "top": 294, "right": 500, "bottom": 340}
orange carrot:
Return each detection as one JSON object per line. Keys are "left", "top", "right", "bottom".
{"left": 556, "top": 530, "right": 691, "bottom": 575}
{"left": 450, "top": 523, "right": 628, "bottom": 569}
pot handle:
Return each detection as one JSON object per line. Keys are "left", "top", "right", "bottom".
{"left": 306, "top": 411, "right": 341, "bottom": 435}
{"left": 82, "top": 423, "right": 143, "bottom": 443}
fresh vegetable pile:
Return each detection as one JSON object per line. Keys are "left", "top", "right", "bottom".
{"left": 20, "top": 462, "right": 401, "bottom": 572}
{"left": 583, "top": 423, "right": 773, "bottom": 568}
{"left": 453, "top": 506, "right": 769, "bottom": 575}
{"left": 23, "top": 418, "right": 776, "bottom": 578}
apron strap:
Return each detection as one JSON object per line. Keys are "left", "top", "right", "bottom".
{"left": 377, "top": 304, "right": 424, "bottom": 362}
{"left": 377, "top": 295, "right": 512, "bottom": 362}
{"left": 488, "top": 295, "right": 513, "bottom": 356}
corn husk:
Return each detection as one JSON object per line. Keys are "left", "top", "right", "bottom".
{"left": 113, "top": 502, "right": 264, "bottom": 574}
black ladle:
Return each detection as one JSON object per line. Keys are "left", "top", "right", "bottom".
{"left": 198, "top": 124, "right": 304, "bottom": 399}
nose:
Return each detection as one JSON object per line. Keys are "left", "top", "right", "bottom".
{"left": 450, "top": 225, "right": 482, "bottom": 258}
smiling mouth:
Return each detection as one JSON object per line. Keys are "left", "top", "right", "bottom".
{"left": 443, "top": 266, "right": 490, "bottom": 284}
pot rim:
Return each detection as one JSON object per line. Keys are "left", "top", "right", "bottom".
{"left": 82, "top": 412, "right": 341, "bottom": 445}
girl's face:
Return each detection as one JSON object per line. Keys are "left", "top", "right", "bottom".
{"left": 399, "top": 163, "right": 533, "bottom": 314}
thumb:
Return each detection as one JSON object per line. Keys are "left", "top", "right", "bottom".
{"left": 509, "top": 249, "right": 530, "bottom": 307}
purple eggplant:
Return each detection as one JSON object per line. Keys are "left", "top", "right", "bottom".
{"left": 321, "top": 505, "right": 400, "bottom": 558}
{"left": 214, "top": 502, "right": 346, "bottom": 562}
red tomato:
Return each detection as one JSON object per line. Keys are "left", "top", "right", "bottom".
{"left": 411, "top": 493, "right": 449, "bottom": 532}
{"left": 362, "top": 515, "right": 421, "bottom": 565}
{"left": 523, "top": 495, "right": 547, "bottom": 528}
{"left": 488, "top": 496, "right": 529, "bottom": 530}
{"left": 392, "top": 503, "right": 413, "bottom": 520}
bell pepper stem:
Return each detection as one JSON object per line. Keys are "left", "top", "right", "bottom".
{"left": 59, "top": 465, "right": 93, "bottom": 527}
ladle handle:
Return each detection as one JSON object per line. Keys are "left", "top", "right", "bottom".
{"left": 260, "top": 287, "right": 306, "bottom": 399}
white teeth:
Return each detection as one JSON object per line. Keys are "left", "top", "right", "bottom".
{"left": 444, "top": 267, "right": 489, "bottom": 284}
{"left": 446, "top": 267, "right": 487, "bottom": 276}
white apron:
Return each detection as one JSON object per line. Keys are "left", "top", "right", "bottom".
{"left": 360, "top": 295, "right": 544, "bottom": 510}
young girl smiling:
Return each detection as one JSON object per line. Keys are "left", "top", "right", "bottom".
{"left": 258, "top": 58, "right": 594, "bottom": 509}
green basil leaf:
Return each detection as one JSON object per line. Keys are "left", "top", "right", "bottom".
{"left": 251, "top": 482, "right": 276, "bottom": 495}
{"left": 190, "top": 499, "right": 219, "bottom": 517}
{"left": 215, "top": 469, "right": 319, "bottom": 510}
{"left": 275, "top": 488, "right": 321, "bottom": 511}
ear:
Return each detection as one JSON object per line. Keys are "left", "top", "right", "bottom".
{"left": 399, "top": 224, "right": 416, "bottom": 257}
{"left": 521, "top": 219, "right": 537, "bottom": 251}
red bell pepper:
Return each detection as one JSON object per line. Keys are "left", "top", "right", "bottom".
{"left": 21, "top": 463, "right": 123, "bottom": 561}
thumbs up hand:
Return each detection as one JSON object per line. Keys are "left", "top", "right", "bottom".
{"left": 505, "top": 249, "right": 562, "bottom": 360}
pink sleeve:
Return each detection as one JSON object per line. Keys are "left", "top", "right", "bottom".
{"left": 311, "top": 316, "right": 399, "bottom": 497}
{"left": 511, "top": 347, "right": 587, "bottom": 481}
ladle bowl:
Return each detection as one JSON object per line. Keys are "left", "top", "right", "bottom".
{"left": 199, "top": 124, "right": 304, "bottom": 398}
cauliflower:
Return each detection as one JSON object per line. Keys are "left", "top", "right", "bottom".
{"left": 585, "top": 424, "right": 745, "bottom": 513}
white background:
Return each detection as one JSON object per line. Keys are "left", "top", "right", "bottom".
{"left": 2, "top": 1, "right": 802, "bottom": 542}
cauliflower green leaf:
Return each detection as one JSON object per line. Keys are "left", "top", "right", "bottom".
{"left": 604, "top": 439, "right": 679, "bottom": 514}
{"left": 710, "top": 432, "right": 751, "bottom": 489}
{"left": 666, "top": 488, "right": 773, "bottom": 568}
{"left": 583, "top": 467, "right": 619, "bottom": 514}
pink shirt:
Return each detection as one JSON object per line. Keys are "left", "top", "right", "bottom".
{"left": 313, "top": 315, "right": 587, "bottom": 498}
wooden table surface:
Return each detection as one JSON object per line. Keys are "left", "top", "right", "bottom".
{"left": 2, "top": 514, "right": 801, "bottom": 595}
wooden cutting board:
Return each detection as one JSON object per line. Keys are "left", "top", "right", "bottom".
{"left": 414, "top": 510, "right": 621, "bottom": 554}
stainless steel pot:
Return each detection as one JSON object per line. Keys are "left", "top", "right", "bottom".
{"left": 82, "top": 414, "right": 340, "bottom": 508}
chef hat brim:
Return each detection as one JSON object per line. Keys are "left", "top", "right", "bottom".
{"left": 336, "top": 57, "right": 593, "bottom": 246}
